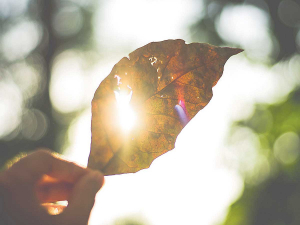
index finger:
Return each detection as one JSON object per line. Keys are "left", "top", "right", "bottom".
{"left": 10, "top": 149, "right": 91, "bottom": 184}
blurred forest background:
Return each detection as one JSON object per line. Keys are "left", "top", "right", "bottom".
{"left": 1, "top": 0, "right": 300, "bottom": 225}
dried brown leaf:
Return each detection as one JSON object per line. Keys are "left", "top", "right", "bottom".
{"left": 88, "top": 39, "right": 242, "bottom": 175}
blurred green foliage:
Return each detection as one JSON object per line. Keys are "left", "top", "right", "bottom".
{"left": 190, "top": 1, "right": 300, "bottom": 223}
{"left": 224, "top": 88, "right": 300, "bottom": 225}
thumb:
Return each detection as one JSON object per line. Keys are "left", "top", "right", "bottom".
{"left": 59, "top": 171, "right": 104, "bottom": 225}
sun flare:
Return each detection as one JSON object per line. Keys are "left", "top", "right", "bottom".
{"left": 114, "top": 90, "right": 136, "bottom": 132}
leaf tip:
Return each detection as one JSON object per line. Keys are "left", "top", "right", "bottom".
{"left": 215, "top": 47, "right": 244, "bottom": 62}
{"left": 235, "top": 48, "right": 244, "bottom": 54}
{"left": 226, "top": 47, "right": 244, "bottom": 56}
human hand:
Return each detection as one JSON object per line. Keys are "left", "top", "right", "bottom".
{"left": 0, "top": 149, "right": 104, "bottom": 225}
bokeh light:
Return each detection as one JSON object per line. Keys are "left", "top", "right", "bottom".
{"left": 52, "top": 5, "right": 83, "bottom": 38}
{"left": 10, "top": 62, "right": 42, "bottom": 100}
{"left": 0, "top": 0, "right": 29, "bottom": 18}
{"left": 274, "top": 132, "right": 300, "bottom": 165}
{"left": 21, "top": 109, "right": 49, "bottom": 141}
{"left": 0, "top": 75, "right": 23, "bottom": 138}
{"left": 216, "top": 5, "right": 275, "bottom": 61}
{"left": 1, "top": 20, "right": 42, "bottom": 61}
{"left": 50, "top": 50, "right": 88, "bottom": 113}
{"left": 278, "top": 0, "right": 300, "bottom": 27}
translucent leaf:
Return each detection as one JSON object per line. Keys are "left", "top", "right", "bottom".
{"left": 88, "top": 39, "right": 242, "bottom": 175}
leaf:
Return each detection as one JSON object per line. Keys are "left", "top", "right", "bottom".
{"left": 88, "top": 39, "right": 242, "bottom": 175}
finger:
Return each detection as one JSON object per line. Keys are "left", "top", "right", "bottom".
{"left": 36, "top": 181, "right": 73, "bottom": 203}
{"left": 10, "top": 149, "right": 90, "bottom": 184}
{"left": 59, "top": 171, "right": 104, "bottom": 225}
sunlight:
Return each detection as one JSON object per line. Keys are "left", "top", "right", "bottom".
{"left": 63, "top": 109, "right": 91, "bottom": 167}
{"left": 93, "top": 0, "right": 203, "bottom": 52}
{"left": 50, "top": 50, "right": 86, "bottom": 113}
{"left": 114, "top": 90, "right": 136, "bottom": 132}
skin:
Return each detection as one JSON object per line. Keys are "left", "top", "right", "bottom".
{"left": 0, "top": 149, "right": 104, "bottom": 225}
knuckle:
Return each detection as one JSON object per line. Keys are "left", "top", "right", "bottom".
{"left": 35, "top": 149, "right": 55, "bottom": 165}
{"left": 35, "top": 149, "right": 52, "bottom": 158}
